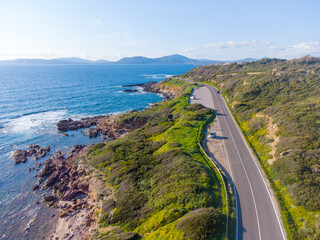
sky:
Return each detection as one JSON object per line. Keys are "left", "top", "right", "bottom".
{"left": 0, "top": 0, "right": 319, "bottom": 61}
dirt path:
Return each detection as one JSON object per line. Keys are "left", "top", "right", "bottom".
{"left": 256, "top": 113, "right": 279, "bottom": 164}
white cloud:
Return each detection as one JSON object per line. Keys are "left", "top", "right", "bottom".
{"left": 181, "top": 47, "right": 197, "bottom": 53}
{"left": 95, "top": 19, "right": 102, "bottom": 24}
{"left": 205, "top": 40, "right": 271, "bottom": 49}
{"left": 278, "top": 42, "right": 320, "bottom": 57}
{"left": 291, "top": 42, "right": 320, "bottom": 52}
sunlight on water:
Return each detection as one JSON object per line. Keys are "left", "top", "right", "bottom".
{"left": 3, "top": 110, "right": 68, "bottom": 134}
{"left": 0, "top": 64, "right": 194, "bottom": 239}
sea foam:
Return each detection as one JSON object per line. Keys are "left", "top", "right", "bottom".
{"left": 142, "top": 74, "right": 174, "bottom": 79}
{"left": 3, "top": 110, "right": 68, "bottom": 134}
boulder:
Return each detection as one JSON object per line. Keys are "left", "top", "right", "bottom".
{"left": 62, "top": 190, "right": 85, "bottom": 201}
{"left": 32, "top": 184, "right": 39, "bottom": 190}
{"left": 83, "top": 128, "right": 99, "bottom": 138}
{"left": 43, "top": 171, "right": 60, "bottom": 189}
{"left": 28, "top": 144, "right": 41, "bottom": 149}
{"left": 25, "top": 144, "right": 51, "bottom": 160}
{"left": 77, "top": 180, "right": 89, "bottom": 190}
{"left": 43, "top": 195, "right": 56, "bottom": 202}
{"left": 12, "top": 150, "right": 27, "bottom": 164}
{"left": 122, "top": 89, "right": 139, "bottom": 93}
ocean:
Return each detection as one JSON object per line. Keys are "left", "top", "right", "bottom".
{"left": 0, "top": 64, "right": 194, "bottom": 239}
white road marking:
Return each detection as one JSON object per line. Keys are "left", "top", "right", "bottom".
{"left": 185, "top": 79, "right": 286, "bottom": 239}
{"left": 220, "top": 91, "right": 287, "bottom": 240}
{"left": 213, "top": 89, "right": 262, "bottom": 240}
{"left": 207, "top": 91, "right": 239, "bottom": 240}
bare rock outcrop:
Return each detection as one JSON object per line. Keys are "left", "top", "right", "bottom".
{"left": 57, "top": 116, "right": 105, "bottom": 132}
{"left": 12, "top": 149, "right": 27, "bottom": 164}
{"left": 12, "top": 145, "right": 50, "bottom": 164}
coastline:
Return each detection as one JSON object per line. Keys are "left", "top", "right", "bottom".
{"left": 25, "top": 77, "right": 227, "bottom": 239}
{"left": 0, "top": 64, "right": 194, "bottom": 240}
{"left": 23, "top": 81, "right": 176, "bottom": 240}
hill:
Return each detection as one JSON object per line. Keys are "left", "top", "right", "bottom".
{"left": 154, "top": 54, "right": 200, "bottom": 64}
{"left": 53, "top": 57, "right": 93, "bottom": 64}
{"left": 0, "top": 57, "right": 107, "bottom": 65}
{"left": 116, "top": 56, "right": 160, "bottom": 64}
{"left": 83, "top": 79, "right": 228, "bottom": 239}
{"left": 0, "top": 54, "right": 257, "bottom": 65}
{"left": 116, "top": 54, "right": 201, "bottom": 65}
{"left": 181, "top": 55, "right": 320, "bottom": 239}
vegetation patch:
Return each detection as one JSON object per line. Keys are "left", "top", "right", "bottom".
{"left": 182, "top": 56, "right": 320, "bottom": 239}
{"left": 89, "top": 79, "right": 224, "bottom": 239}
{"left": 177, "top": 208, "right": 223, "bottom": 240}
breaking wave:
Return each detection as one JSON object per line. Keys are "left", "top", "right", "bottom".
{"left": 2, "top": 110, "right": 68, "bottom": 134}
{"left": 141, "top": 74, "right": 174, "bottom": 80}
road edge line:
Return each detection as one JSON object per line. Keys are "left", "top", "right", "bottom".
{"left": 216, "top": 85, "right": 287, "bottom": 240}
{"left": 198, "top": 110, "right": 230, "bottom": 240}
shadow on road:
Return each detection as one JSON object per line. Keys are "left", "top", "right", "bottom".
{"left": 213, "top": 136, "right": 228, "bottom": 140}
{"left": 215, "top": 110, "right": 227, "bottom": 117}
{"left": 202, "top": 138, "right": 243, "bottom": 240}
{"left": 235, "top": 187, "right": 244, "bottom": 240}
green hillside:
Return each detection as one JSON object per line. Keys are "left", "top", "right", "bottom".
{"left": 181, "top": 56, "right": 320, "bottom": 239}
{"left": 87, "top": 79, "right": 228, "bottom": 240}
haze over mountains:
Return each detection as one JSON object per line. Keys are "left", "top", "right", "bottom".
{"left": 0, "top": 54, "right": 257, "bottom": 65}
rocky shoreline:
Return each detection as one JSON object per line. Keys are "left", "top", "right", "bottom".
{"left": 12, "top": 144, "right": 51, "bottom": 164}
{"left": 122, "top": 80, "right": 176, "bottom": 101}
{"left": 11, "top": 80, "right": 180, "bottom": 239}
{"left": 56, "top": 113, "right": 145, "bottom": 139}
{"left": 34, "top": 145, "right": 96, "bottom": 240}
{"left": 29, "top": 113, "right": 146, "bottom": 239}
{"left": 24, "top": 114, "right": 148, "bottom": 239}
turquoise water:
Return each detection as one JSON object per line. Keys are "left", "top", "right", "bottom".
{"left": 0, "top": 64, "right": 193, "bottom": 239}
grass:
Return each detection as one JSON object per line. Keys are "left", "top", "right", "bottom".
{"left": 162, "top": 78, "right": 188, "bottom": 87}
{"left": 198, "top": 114, "right": 233, "bottom": 240}
{"left": 89, "top": 79, "right": 227, "bottom": 240}
{"left": 182, "top": 57, "right": 320, "bottom": 239}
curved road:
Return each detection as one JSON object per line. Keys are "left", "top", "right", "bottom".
{"left": 190, "top": 83, "right": 286, "bottom": 240}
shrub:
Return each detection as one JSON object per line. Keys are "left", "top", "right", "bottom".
{"left": 101, "top": 232, "right": 140, "bottom": 240}
{"left": 88, "top": 82, "right": 221, "bottom": 238}
{"left": 187, "top": 103, "right": 205, "bottom": 111}
{"left": 177, "top": 208, "right": 223, "bottom": 240}
{"left": 186, "top": 57, "right": 320, "bottom": 238}
{"left": 169, "top": 142, "right": 182, "bottom": 148}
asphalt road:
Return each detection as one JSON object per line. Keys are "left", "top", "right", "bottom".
{"left": 191, "top": 84, "right": 286, "bottom": 240}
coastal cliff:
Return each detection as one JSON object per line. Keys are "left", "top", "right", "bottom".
{"left": 29, "top": 78, "right": 225, "bottom": 240}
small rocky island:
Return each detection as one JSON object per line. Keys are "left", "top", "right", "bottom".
{"left": 12, "top": 144, "right": 50, "bottom": 164}
{"left": 122, "top": 89, "right": 139, "bottom": 93}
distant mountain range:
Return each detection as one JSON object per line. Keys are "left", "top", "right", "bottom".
{"left": 0, "top": 54, "right": 258, "bottom": 65}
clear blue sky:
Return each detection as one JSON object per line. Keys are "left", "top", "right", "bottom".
{"left": 0, "top": 0, "right": 319, "bottom": 60}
